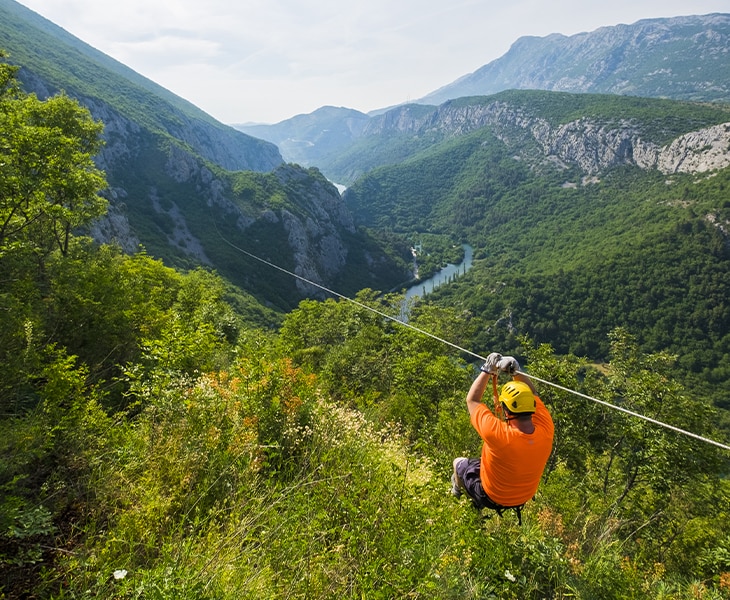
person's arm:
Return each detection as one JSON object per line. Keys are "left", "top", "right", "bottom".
{"left": 466, "top": 371, "right": 491, "bottom": 417}
{"left": 467, "top": 352, "right": 501, "bottom": 416}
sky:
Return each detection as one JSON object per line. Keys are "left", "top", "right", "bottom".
{"left": 15, "top": 0, "right": 730, "bottom": 125}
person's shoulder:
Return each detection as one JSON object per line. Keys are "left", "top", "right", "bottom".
{"left": 471, "top": 402, "right": 502, "bottom": 430}
{"left": 470, "top": 402, "right": 493, "bottom": 423}
{"left": 534, "top": 395, "right": 551, "bottom": 412}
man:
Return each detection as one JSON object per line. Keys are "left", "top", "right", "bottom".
{"left": 452, "top": 353, "right": 554, "bottom": 514}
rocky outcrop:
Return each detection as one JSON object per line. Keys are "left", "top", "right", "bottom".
{"left": 274, "top": 165, "right": 354, "bottom": 295}
{"left": 366, "top": 100, "right": 730, "bottom": 176}
{"left": 657, "top": 123, "right": 730, "bottom": 174}
{"left": 531, "top": 117, "right": 730, "bottom": 175}
{"left": 149, "top": 187, "right": 212, "bottom": 265}
{"left": 88, "top": 192, "right": 140, "bottom": 254}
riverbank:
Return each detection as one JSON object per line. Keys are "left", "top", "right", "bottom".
{"left": 403, "top": 244, "right": 473, "bottom": 301}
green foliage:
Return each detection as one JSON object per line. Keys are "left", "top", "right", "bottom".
{"left": 279, "top": 291, "right": 474, "bottom": 455}
{"left": 340, "top": 94, "right": 730, "bottom": 414}
{"left": 350, "top": 135, "right": 730, "bottom": 408}
{"left": 0, "top": 68, "right": 106, "bottom": 259}
{"left": 7, "top": 328, "right": 722, "bottom": 600}
{"left": 3, "top": 235, "right": 730, "bottom": 600}
{"left": 2, "top": 30, "right": 730, "bottom": 600}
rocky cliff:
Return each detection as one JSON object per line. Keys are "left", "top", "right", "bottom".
{"left": 274, "top": 165, "right": 355, "bottom": 295}
{"left": 363, "top": 98, "right": 730, "bottom": 177}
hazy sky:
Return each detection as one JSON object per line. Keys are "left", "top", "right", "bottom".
{"left": 15, "top": 0, "right": 730, "bottom": 125}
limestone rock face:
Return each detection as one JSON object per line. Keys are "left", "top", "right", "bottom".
{"left": 657, "top": 123, "right": 730, "bottom": 174}
{"left": 274, "top": 165, "right": 354, "bottom": 296}
{"left": 87, "top": 194, "right": 140, "bottom": 254}
{"left": 366, "top": 100, "right": 730, "bottom": 176}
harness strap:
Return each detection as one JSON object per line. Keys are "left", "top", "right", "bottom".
{"left": 478, "top": 494, "right": 527, "bottom": 526}
{"left": 494, "top": 504, "right": 524, "bottom": 526}
{"left": 491, "top": 373, "right": 503, "bottom": 419}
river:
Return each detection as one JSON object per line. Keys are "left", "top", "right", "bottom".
{"left": 404, "top": 244, "right": 473, "bottom": 302}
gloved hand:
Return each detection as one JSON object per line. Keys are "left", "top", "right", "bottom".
{"left": 480, "top": 352, "right": 502, "bottom": 374}
{"left": 497, "top": 356, "right": 521, "bottom": 374}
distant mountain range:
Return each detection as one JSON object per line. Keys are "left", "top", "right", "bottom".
{"left": 420, "top": 14, "right": 730, "bottom": 105}
{"left": 236, "top": 13, "right": 730, "bottom": 183}
{"left": 2, "top": 0, "right": 730, "bottom": 330}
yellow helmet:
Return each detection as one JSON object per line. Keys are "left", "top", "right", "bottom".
{"left": 499, "top": 381, "right": 536, "bottom": 414}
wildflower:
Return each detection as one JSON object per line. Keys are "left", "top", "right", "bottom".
{"left": 721, "top": 572, "right": 730, "bottom": 591}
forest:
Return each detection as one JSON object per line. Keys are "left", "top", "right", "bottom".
{"left": 344, "top": 119, "right": 730, "bottom": 412}
{"left": 1, "top": 55, "right": 730, "bottom": 599}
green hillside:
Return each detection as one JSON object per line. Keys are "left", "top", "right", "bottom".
{"left": 342, "top": 92, "right": 730, "bottom": 407}
{"left": 2, "top": 31, "right": 730, "bottom": 600}
{"left": 2, "top": 7, "right": 730, "bottom": 599}
{"left": 0, "top": 0, "right": 267, "bottom": 155}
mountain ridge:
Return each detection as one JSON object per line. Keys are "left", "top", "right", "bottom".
{"left": 420, "top": 13, "right": 730, "bottom": 105}
{"left": 239, "top": 13, "right": 730, "bottom": 179}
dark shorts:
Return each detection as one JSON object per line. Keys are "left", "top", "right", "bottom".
{"left": 456, "top": 458, "right": 514, "bottom": 511}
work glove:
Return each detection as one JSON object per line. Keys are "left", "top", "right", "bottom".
{"left": 497, "top": 356, "right": 521, "bottom": 374}
{"left": 480, "top": 352, "right": 502, "bottom": 375}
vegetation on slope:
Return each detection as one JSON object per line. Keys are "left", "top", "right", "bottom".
{"left": 343, "top": 106, "right": 730, "bottom": 409}
{"left": 2, "top": 41, "right": 730, "bottom": 600}
{"left": 0, "top": 0, "right": 267, "bottom": 150}
{"left": 321, "top": 91, "right": 730, "bottom": 184}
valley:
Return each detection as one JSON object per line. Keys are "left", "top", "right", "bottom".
{"left": 1, "top": 3, "right": 729, "bottom": 598}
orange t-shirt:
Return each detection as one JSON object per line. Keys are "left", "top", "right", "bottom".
{"left": 470, "top": 395, "right": 554, "bottom": 507}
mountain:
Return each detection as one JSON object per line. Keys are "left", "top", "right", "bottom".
{"left": 243, "top": 14, "right": 730, "bottom": 182}
{"left": 421, "top": 14, "right": 730, "bottom": 106}
{"left": 235, "top": 106, "right": 370, "bottom": 173}
{"left": 0, "top": 0, "right": 282, "bottom": 174}
{"left": 338, "top": 91, "right": 730, "bottom": 196}
{"left": 0, "top": 0, "right": 411, "bottom": 310}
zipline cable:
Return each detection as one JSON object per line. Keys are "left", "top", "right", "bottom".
{"left": 214, "top": 221, "right": 481, "bottom": 358}
{"left": 524, "top": 372, "right": 730, "bottom": 451}
{"left": 214, "top": 222, "right": 730, "bottom": 452}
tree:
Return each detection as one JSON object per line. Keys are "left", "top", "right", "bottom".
{"left": 0, "top": 51, "right": 107, "bottom": 261}
{"left": 0, "top": 51, "right": 108, "bottom": 411}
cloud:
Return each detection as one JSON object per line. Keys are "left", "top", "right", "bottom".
{"left": 15, "top": 0, "right": 730, "bottom": 123}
